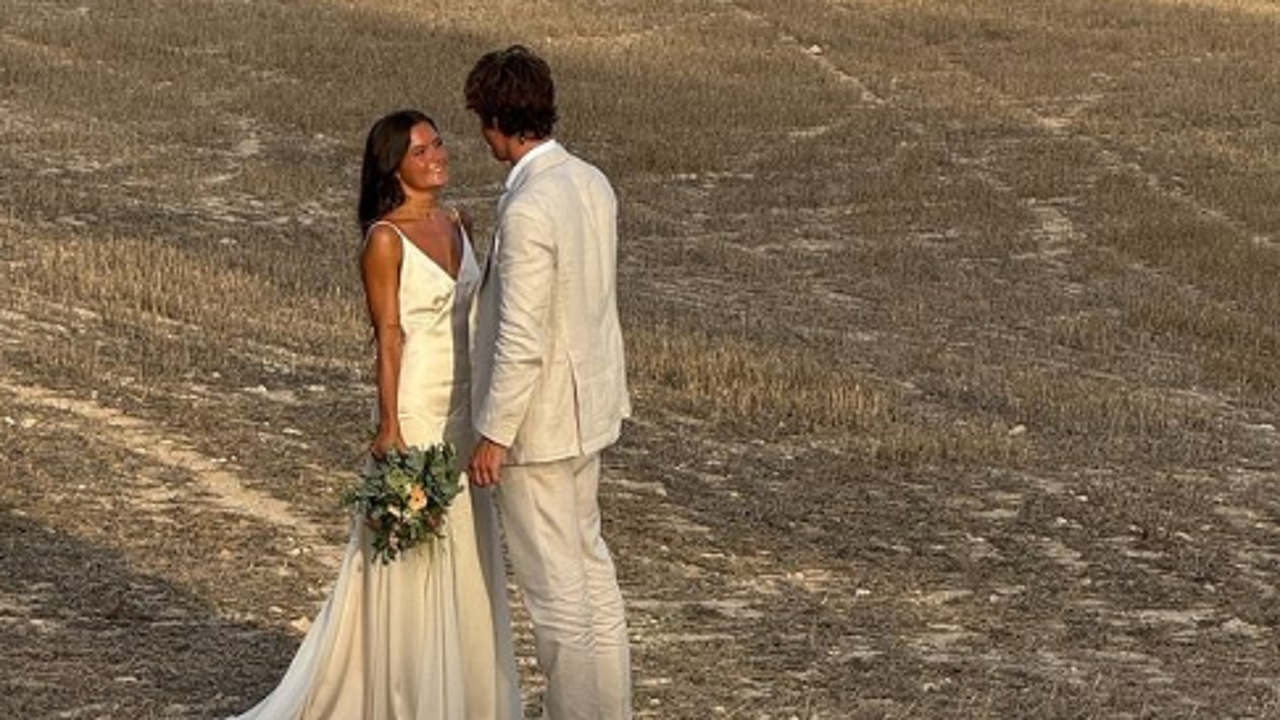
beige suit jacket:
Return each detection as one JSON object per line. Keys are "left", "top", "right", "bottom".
{"left": 471, "top": 143, "right": 631, "bottom": 465}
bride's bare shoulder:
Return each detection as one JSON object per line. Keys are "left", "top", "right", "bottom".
{"left": 361, "top": 222, "right": 403, "bottom": 264}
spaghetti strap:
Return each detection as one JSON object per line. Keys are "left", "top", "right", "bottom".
{"left": 369, "top": 215, "right": 457, "bottom": 241}
{"left": 448, "top": 207, "right": 474, "bottom": 249}
{"left": 366, "top": 219, "right": 409, "bottom": 242}
{"left": 366, "top": 213, "right": 469, "bottom": 282}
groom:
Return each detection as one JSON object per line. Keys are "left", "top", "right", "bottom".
{"left": 464, "top": 45, "right": 633, "bottom": 720}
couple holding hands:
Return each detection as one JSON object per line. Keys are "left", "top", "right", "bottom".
{"left": 231, "top": 46, "right": 632, "bottom": 720}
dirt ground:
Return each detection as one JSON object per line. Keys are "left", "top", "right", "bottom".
{"left": 3, "top": 0, "right": 1279, "bottom": 718}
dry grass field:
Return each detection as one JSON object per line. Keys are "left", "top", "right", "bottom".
{"left": 3, "top": 0, "right": 1279, "bottom": 717}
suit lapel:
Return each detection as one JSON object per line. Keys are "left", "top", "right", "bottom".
{"left": 481, "top": 192, "right": 509, "bottom": 290}
{"left": 480, "top": 144, "right": 570, "bottom": 292}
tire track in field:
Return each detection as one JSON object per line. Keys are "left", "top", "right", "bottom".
{"left": 0, "top": 375, "right": 346, "bottom": 570}
{"left": 727, "top": 1, "right": 1273, "bottom": 253}
{"left": 0, "top": 307, "right": 346, "bottom": 572}
{"left": 723, "top": 0, "right": 885, "bottom": 106}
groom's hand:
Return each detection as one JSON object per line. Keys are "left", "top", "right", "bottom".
{"left": 468, "top": 437, "right": 508, "bottom": 487}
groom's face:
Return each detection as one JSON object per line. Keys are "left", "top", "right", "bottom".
{"left": 479, "top": 120, "right": 510, "bottom": 163}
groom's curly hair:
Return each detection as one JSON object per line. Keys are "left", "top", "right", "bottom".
{"left": 464, "top": 45, "right": 558, "bottom": 139}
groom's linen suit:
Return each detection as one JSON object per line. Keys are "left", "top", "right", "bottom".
{"left": 472, "top": 140, "right": 632, "bottom": 720}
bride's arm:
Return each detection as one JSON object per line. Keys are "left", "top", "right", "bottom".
{"left": 360, "top": 225, "right": 407, "bottom": 457}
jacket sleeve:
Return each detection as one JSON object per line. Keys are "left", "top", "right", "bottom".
{"left": 474, "top": 205, "right": 556, "bottom": 447}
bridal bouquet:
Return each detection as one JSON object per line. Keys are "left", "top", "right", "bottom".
{"left": 342, "top": 443, "right": 464, "bottom": 564}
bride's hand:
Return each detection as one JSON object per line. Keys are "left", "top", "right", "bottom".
{"left": 370, "top": 426, "right": 407, "bottom": 459}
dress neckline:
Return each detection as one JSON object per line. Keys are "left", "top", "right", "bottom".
{"left": 374, "top": 215, "right": 469, "bottom": 284}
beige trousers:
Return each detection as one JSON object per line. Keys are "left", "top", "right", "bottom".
{"left": 498, "top": 453, "right": 632, "bottom": 720}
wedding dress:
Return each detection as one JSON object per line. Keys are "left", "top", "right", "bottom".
{"left": 231, "top": 218, "right": 520, "bottom": 719}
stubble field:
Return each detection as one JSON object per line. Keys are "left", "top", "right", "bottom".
{"left": 2, "top": 0, "right": 1279, "bottom": 717}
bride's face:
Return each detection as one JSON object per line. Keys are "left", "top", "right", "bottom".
{"left": 397, "top": 122, "right": 449, "bottom": 193}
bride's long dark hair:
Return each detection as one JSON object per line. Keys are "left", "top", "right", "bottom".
{"left": 357, "top": 109, "right": 437, "bottom": 233}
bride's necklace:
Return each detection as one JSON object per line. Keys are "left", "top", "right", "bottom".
{"left": 394, "top": 195, "right": 442, "bottom": 222}
{"left": 401, "top": 206, "right": 441, "bottom": 222}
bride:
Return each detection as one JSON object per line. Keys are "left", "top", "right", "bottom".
{"left": 229, "top": 110, "right": 520, "bottom": 719}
